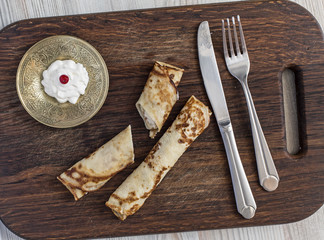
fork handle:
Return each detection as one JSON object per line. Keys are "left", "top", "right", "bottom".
{"left": 242, "top": 83, "right": 279, "bottom": 191}
{"left": 219, "top": 122, "right": 256, "bottom": 219}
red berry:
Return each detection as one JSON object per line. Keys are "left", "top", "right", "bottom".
{"left": 59, "top": 74, "right": 69, "bottom": 84}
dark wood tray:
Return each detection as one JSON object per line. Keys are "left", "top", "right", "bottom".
{"left": 0, "top": 0, "right": 324, "bottom": 239}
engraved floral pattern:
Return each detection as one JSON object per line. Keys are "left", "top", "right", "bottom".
{"left": 17, "top": 35, "right": 109, "bottom": 128}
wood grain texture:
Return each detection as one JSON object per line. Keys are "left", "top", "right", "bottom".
{"left": 0, "top": 0, "right": 324, "bottom": 240}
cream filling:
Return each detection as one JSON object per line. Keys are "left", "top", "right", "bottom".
{"left": 136, "top": 103, "right": 157, "bottom": 131}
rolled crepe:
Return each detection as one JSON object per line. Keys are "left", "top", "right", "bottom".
{"left": 136, "top": 61, "right": 184, "bottom": 139}
{"left": 58, "top": 125, "right": 134, "bottom": 201}
{"left": 106, "top": 96, "right": 211, "bottom": 220}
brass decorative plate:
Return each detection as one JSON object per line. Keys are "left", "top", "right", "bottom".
{"left": 16, "top": 35, "right": 109, "bottom": 128}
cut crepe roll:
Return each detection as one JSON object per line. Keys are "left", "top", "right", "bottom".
{"left": 136, "top": 61, "right": 184, "bottom": 139}
{"left": 106, "top": 96, "right": 211, "bottom": 220}
{"left": 58, "top": 125, "right": 134, "bottom": 201}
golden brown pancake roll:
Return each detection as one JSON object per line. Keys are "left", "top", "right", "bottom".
{"left": 106, "top": 96, "right": 211, "bottom": 220}
{"left": 136, "top": 61, "right": 184, "bottom": 138}
{"left": 58, "top": 125, "right": 134, "bottom": 201}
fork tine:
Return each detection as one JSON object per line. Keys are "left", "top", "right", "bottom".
{"left": 226, "top": 18, "right": 235, "bottom": 57}
{"left": 232, "top": 16, "right": 241, "bottom": 55}
{"left": 222, "top": 19, "right": 229, "bottom": 59}
{"left": 237, "top": 15, "right": 247, "bottom": 53}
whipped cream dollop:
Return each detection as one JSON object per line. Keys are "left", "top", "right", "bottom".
{"left": 41, "top": 60, "right": 89, "bottom": 104}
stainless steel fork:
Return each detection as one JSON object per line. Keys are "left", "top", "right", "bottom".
{"left": 222, "top": 15, "right": 279, "bottom": 191}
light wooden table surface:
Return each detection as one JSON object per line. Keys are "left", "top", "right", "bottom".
{"left": 0, "top": 0, "right": 323, "bottom": 239}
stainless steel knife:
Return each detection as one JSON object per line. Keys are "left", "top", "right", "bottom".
{"left": 197, "top": 21, "right": 257, "bottom": 219}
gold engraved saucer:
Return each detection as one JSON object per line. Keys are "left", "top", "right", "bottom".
{"left": 16, "top": 35, "right": 109, "bottom": 128}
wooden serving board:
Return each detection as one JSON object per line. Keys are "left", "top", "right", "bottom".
{"left": 0, "top": 0, "right": 324, "bottom": 239}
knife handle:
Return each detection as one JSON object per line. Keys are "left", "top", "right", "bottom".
{"left": 220, "top": 122, "right": 257, "bottom": 219}
{"left": 242, "top": 84, "right": 279, "bottom": 192}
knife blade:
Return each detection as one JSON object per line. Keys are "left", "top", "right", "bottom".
{"left": 198, "top": 21, "right": 257, "bottom": 219}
